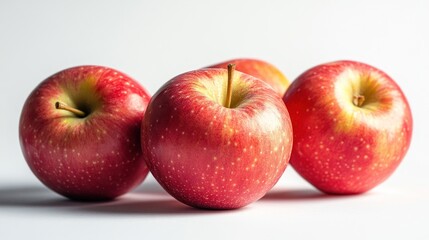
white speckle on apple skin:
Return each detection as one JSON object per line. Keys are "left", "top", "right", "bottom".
{"left": 283, "top": 60, "right": 413, "bottom": 194}
{"left": 19, "top": 65, "right": 151, "bottom": 200}
{"left": 141, "top": 68, "right": 293, "bottom": 209}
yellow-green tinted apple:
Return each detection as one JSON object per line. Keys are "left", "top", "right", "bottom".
{"left": 19, "top": 66, "right": 151, "bottom": 200}
{"left": 284, "top": 60, "right": 412, "bottom": 194}
{"left": 208, "top": 58, "right": 289, "bottom": 96}
{"left": 142, "top": 66, "right": 293, "bottom": 209}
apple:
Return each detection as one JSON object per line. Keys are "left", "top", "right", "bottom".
{"left": 283, "top": 60, "right": 413, "bottom": 194}
{"left": 19, "top": 65, "right": 151, "bottom": 200}
{"left": 207, "top": 58, "right": 290, "bottom": 96}
{"left": 141, "top": 65, "right": 293, "bottom": 209}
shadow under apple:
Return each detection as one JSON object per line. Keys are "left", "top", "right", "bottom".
{"left": 131, "top": 179, "right": 169, "bottom": 196}
{"left": 0, "top": 183, "right": 233, "bottom": 215}
{"left": 0, "top": 185, "right": 82, "bottom": 208}
{"left": 261, "top": 188, "right": 368, "bottom": 201}
{"left": 77, "top": 198, "right": 213, "bottom": 215}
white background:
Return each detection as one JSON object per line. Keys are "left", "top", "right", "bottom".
{"left": 1, "top": 0, "right": 428, "bottom": 239}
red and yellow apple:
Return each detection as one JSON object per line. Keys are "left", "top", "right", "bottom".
{"left": 207, "top": 58, "right": 289, "bottom": 96}
{"left": 283, "top": 60, "right": 413, "bottom": 194}
{"left": 19, "top": 66, "right": 151, "bottom": 200}
{"left": 141, "top": 65, "right": 293, "bottom": 209}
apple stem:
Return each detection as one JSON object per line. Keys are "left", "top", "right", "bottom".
{"left": 55, "top": 102, "right": 86, "bottom": 117}
{"left": 353, "top": 94, "right": 365, "bottom": 107}
{"left": 225, "top": 63, "right": 236, "bottom": 108}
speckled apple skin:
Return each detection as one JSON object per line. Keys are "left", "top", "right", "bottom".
{"left": 19, "top": 66, "right": 150, "bottom": 200}
{"left": 208, "top": 58, "right": 289, "bottom": 96}
{"left": 141, "top": 69, "right": 293, "bottom": 209}
{"left": 283, "top": 60, "right": 413, "bottom": 194}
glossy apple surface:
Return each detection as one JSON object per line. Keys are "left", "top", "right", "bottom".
{"left": 208, "top": 58, "right": 289, "bottom": 96}
{"left": 141, "top": 68, "right": 293, "bottom": 209}
{"left": 19, "top": 65, "right": 151, "bottom": 200}
{"left": 283, "top": 60, "right": 412, "bottom": 194}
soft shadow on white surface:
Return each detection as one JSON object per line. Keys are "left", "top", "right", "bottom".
{"left": 261, "top": 188, "right": 371, "bottom": 201}
{"left": 0, "top": 181, "right": 241, "bottom": 215}
{"left": 262, "top": 189, "right": 331, "bottom": 201}
{"left": 0, "top": 180, "right": 362, "bottom": 216}
{"left": 0, "top": 185, "right": 80, "bottom": 208}
{"left": 2, "top": 179, "right": 360, "bottom": 215}
{"left": 76, "top": 197, "right": 217, "bottom": 215}
{"left": 131, "top": 178, "right": 169, "bottom": 196}
{"left": 79, "top": 181, "right": 225, "bottom": 215}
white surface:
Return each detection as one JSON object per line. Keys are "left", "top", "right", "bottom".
{"left": 1, "top": 0, "right": 428, "bottom": 239}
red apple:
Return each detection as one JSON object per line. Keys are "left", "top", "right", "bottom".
{"left": 19, "top": 65, "right": 151, "bottom": 200}
{"left": 141, "top": 65, "right": 293, "bottom": 209}
{"left": 283, "top": 60, "right": 413, "bottom": 194}
{"left": 207, "top": 58, "right": 290, "bottom": 96}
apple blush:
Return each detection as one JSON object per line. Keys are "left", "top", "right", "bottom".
{"left": 283, "top": 60, "right": 413, "bottom": 194}
{"left": 141, "top": 64, "right": 293, "bottom": 209}
{"left": 19, "top": 66, "right": 151, "bottom": 200}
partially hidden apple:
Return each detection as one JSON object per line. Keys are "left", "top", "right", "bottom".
{"left": 283, "top": 60, "right": 413, "bottom": 194}
{"left": 141, "top": 65, "right": 293, "bottom": 209}
{"left": 19, "top": 65, "right": 151, "bottom": 200}
{"left": 207, "top": 58, "right": 289, "bottom": 96}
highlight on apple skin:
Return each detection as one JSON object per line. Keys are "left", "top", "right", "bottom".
{"left": 141, "top": 66, "right": 293, "bottom": 209}
{"left": 283, "top": 60, "right": 413, "bottom": 194}
{"left": 207, "top": 58, "right": 290, "bottom": 96}
{"left": 19, "top": 66, "right": 151, "bottom": 201}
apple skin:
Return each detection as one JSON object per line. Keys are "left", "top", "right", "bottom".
{"left": 19, "top": 65, "right": 151, "bottom": 200}
{"left": 141, "top": 68, "right": 293, "bottom": 209}
{"left": 283, "top": 60, "right": 412, "bottom": 194}
{"left": 207, "top": 58, "right": 289, "bottom": 96}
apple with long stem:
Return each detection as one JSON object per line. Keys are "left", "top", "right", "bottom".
{"left": 19, "top": 65, "right": 151, "bottom": 200}
{"left": 141, "top": 64, "right": 293, "bottom": 209}
{"left": 283, "top": 60, "right": 413, "bottom": 194}
{"left": 207, "top": 58, "right": 290, "bottom": 96}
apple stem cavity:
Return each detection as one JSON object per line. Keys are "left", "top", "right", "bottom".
{"left": 55, "top": 101, "right": 86, "bottom": 117}
{"left": 353, "top": 94, "right": 366, "bottom": 107}
{"left": 225, "top": 63, "right": 236, "bottom": 108}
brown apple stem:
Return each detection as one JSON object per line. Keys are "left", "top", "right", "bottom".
{"left": 55, "top": 102, "right": 86, "bottom": 117}
{"left": 353, "top": 94, "right": 365, "bottom": 107}
{"left": 225, "top": 63, "right": 236, "bottom": 108}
